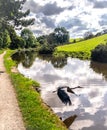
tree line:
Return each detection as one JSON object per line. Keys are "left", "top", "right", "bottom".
{"left": 0, "top": 0, "right": 69, "bottom": 53}
{"left": 1, "top": 0, "right": 107, "bottom": 63}
{"left": 0, "top": 0, "right": 34, "bottom": 49}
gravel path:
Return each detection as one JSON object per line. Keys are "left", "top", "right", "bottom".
{"left": 0, "top": 52, "right": 25, "bottom": 130}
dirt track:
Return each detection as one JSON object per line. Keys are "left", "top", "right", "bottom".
{"left": 0, "top": 52, "right": 25, "bottom": 130}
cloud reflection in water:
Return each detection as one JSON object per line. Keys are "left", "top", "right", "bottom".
{"left": 18, "top": 57, "right": 107, "bottom": 130}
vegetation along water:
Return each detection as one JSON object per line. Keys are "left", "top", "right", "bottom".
{"left": 12, "top": 50, "right": 107, "bottom": 130}
{"left": 1, "top": 0, "right": 107, "bottom": 129}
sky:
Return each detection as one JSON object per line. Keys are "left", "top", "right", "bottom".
{"left": 23, "top": 0, "right": 107, "bottom": 38}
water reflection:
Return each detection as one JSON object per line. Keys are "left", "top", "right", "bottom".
{"left": 12, "top": 51, "right": 107, "bottom": 130}
{"left": 12, "top": 50, "right": 37, "bottom": 68}
{"left": 12, "top": 50, "right": 67, "bottom": 68}
{"left": 90, "top": 61, "right": 107, "bottom": 80}
{"left": 53, "top": 86, "right": 83, "bottom": 106}
{"left": 63, "top": 114, "right": 77, "bottom": 128}
{"left": 37, "top": 54, "right": 67, "bottom": 68}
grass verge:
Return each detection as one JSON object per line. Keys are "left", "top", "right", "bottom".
{"left": 0, "top": 49, "right": 4, "bottom": 54}
{"left": 4, "top": 50, "right": 67, "bottom": 130}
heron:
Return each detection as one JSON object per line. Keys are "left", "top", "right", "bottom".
{"left": 53, "top": 86, "right": 83, "bottom": 105}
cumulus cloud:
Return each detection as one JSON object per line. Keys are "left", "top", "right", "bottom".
{"left": 88, "top": 0, "right": 107, "bottom": 8}
{"left": 23, "top": 0, "right": 107, "bottom": 37}
{"left": 23, "top": 0, "right": 40, "bottom": 13}
{"left": 68, "top": 5, "right": 75, "bottom": 10}
{"left": 24, "top": 0, "right": 66, "bottom": 16}
{"left": 41, "top": 17, "right": 55, "bottom": 28}
{"left": 94, "top": 1, "right": 107, "bottom": 8}
{"left": 36, "top": 14, "right": 55, "bottom": 28}
{"left": 99, "top": 14, "right": 107, "bottom": 26}
{"left": 41, "top": 2, "right": 66, "bottom": 16}
{"left": 59, "top": 18, "right": 84, "bottom": 29}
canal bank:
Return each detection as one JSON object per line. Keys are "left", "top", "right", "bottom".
{"left": 4, "top": 50, "right": 67, "bottom": 130}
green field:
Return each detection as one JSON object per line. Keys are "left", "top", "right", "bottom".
{"left": 56, "top": 34, "right": 107, "bottom": 59}
{"left": 69, "top": 38, "right": 82, "bottom": 43}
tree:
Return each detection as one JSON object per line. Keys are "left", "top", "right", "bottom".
{"left": 37, "top": 35, "right": 48, "bottom": 45}
{"left": 47, "top": 27, "right": 69, "bottom": 45}
{"left": 54, "top": 27, "right": 69, "bottom": 44}
{"left": 36, "top": 27, "right": 69, "bottom": 54}
{"left": 21, "top": 28, "right": 38, "bottom": 48}
{"left": 0, "top": 0, "right": 35, "bottom": 49}
{"left": 47, "top": 33, "right": 56, "bottom": 45}
{"left": 2, "top": 30, "right": 11, "bottom": 48}
{"left": 84, "top": 31, "right": 93, "bottom": 40}
{"left": 0, "top": 0, "right": 35, "bottom": 28}
{"left": 0, "top": 29, "right": 11, "bottom": 48}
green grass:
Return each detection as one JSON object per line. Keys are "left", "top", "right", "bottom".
{"left": 0, "top": 49, "right": 4, "bottom": 54}
{"left": 69, "top": 38, "right": 82, "bottom": 43}
{"left": 56, "top": 34, "right": 107, "bottom": 59}
{"left": 4, "top": 50, "right": 67, "bottom": 130}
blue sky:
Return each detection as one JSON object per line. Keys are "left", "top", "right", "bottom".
{"left": 23, "top": 0, "right": 107, "bottom": 38}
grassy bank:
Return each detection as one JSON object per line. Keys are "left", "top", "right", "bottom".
{"left": 4, "top": 50, "right": 67, "bottom": 130}
{"left": 56, "top": 34, "right": 107, "bottom": 59}
{"left": 0, "top": 49, "right": 4, "bottom": 54}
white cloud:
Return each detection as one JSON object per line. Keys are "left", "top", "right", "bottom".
{"left": 24, "top": 0, "right": 107, "bottom": 37}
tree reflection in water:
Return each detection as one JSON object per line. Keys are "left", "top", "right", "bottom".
{"left": 90, "top": 61, "right": 107, "bottom": 80}
{"left": 63, "top": 114, "right": 77, "bottom": 128}
{"left": 12, "top": 50, "right": 68, "bottom": 69}
{"left": 38, "top": 54, "right": 67, "bottom": 68}
{"left": 11, "top": 50, "right": 37, "bottom": 68}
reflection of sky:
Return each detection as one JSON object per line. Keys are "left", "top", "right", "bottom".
{"left": 18, "top": 58, "right": 107, "bottom": 130}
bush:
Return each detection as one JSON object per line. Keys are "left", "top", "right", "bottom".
{"left": 38, "top": 44, "right": 54, "bottom": 54}
{"left": 91, "top": 43, "right": 107, "bottom": 63}
{"left": 10, "top": 35, "right": 26, "bottom": 49}
{"left": 0, "top": 30, "right": 11, "bottom": 49}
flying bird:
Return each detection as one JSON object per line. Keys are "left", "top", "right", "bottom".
{"left": 53, "top": 86, "right": 83, "bottom": 105}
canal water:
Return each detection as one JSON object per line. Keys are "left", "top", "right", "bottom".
{"left": 12, "top": 51, "right": 107, "bottom": 130}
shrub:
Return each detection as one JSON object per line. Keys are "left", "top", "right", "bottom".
{"left": 38, "top": 44, "right": 54, "bottom": 54}
{"left": 10, "top": 35, "right": 26, "bottom": 49}
{"left": 91, "top": 43, "right": 107, "bottom": 63}
{"left": 0, "top": 30, "right": 11, "bottom": 49}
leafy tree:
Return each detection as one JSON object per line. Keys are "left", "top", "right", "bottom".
{"left": 47, "top": 33, "right": 56, "bottom": 45}
{"left": 54, "top": 27, "right": 69, "bottom": 44}
{"left": 84, "top": 31, "right": 93, "bottom": 40}
{"left": 0, "top": 35, "right": 3, "bottom": 49}
{"left": 0, "top": 0, "right": 34, "bottom": 28}
{"left": 46, "top": 27, "right": 69, "bottom": 46}
{"left": 2, "top": 30, "right": 11, "bottom": 48}
{"left": 5, "top": 25, "right": 27, "bottom": 49}
{"left": 37, "top": 35, "right": 48, "bottom": 45}
{"left": 21, "top": 28, "right": 38, "bottom": 48}
{"left": 11, "top": 36, "right": 25, "bottom": 49}
{"left": 0, "top": 0, "right": 35, "bottom": 49}
{"left": 37, "top": 27, "right": 69, "bottom": 54}
{"left": 0, "top": 29, "right": 11, "bottom": 48}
